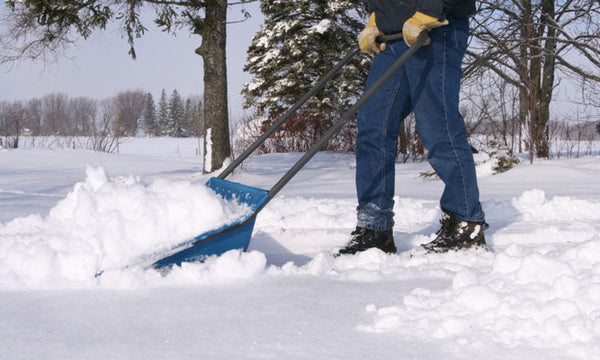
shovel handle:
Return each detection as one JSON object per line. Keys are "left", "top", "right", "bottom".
{"left": 377, "top": 33, "right": 405, "bottom": 44}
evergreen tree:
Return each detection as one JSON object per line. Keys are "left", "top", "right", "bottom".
{"left": 158, "top": 89, "right": 169, "bottom": 136}
{"left": 168, "top": 89, "right": 185, "bottom": 137}
{"left": 143, "top": 93, "right": 158, "bottom": 136}
{"left": 242, "top": 0, "right": 369, "bottom": 151}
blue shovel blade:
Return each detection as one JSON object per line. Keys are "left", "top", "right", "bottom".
{"left": 151, "top": 177, "right": 269, "bottom": 269}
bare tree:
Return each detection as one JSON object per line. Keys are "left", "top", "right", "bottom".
{"left": 397, "top": 113, "right": 425, "bottom": 163}
{"left": 113, "top": 90, "right": 146, "bottom": 137}
{"left": 69, "top": 97, "right": 97, "bottom": 136}
{"left": 463, "top": 73, "right": 521, "bottom": 153}
{"left": 465, "top": 0, "right": 600, "bottom": 162}
{"left": 90, "top": 99, "right": 119, "bottom": 152}
{"left": 41, "top": 93, "right": 70, "bottom": 135}
{"left": 0, "top": 102, "right": 4, "bottom": 147}
{"left": 1, "top": 101, "right": 24, "bottom": 148}
{"left": 24, "top": 98, "right": 43, "bottom": 136}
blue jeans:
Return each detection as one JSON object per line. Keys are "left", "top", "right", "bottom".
{"left": 355, "top": 17, "right": 485, "bottom": 231}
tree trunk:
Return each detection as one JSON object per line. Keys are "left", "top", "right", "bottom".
{"left": 197, "top": 0, "right": 231, "bottom": 173}
{"left": 536, "top": 0, "right": 557, "bottom": 159}
{"left": 518, "top": 0, "right": 532, "bottom": 158}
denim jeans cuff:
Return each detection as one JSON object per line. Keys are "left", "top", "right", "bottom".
{"left": 356, "top": 221, "right": 393, "bottom": 231}
{"left": 357, "top": 202, "right": 395, "bottom": 231}
{"left": 447, "top": 206, "right": 486, "bottom": 224}
{"left": 456, "top": 216, "right": 486, "bottom": 224}
{"left": 356, "top": 216, "right": 394, "bottom": 231}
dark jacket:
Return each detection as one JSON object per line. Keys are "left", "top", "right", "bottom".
{"left": 368, "top": 0, "right": 476, "bottom": 34}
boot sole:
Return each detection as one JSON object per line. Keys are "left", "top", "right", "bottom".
{"left": 421, "top": 239, "right": 488, "bottom": 254}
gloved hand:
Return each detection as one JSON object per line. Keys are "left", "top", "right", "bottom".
{"left": 402, "top": 11, "right": 449, "bottom": 47}
{"left": 358, "top": 12, "right": 385, "bottom": 56}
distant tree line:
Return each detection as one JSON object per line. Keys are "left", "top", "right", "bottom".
{"left": 0, "top": 89, "right": 203, "bottom": 149}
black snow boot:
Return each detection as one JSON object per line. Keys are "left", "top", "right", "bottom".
{"left": 337, "top": 227, "right": 397, "bottom": 256}
{"left": 422, "top": 210, "right": 489, "bottom": 253}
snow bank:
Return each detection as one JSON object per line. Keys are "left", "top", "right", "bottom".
{"left": 0, "top": 166, "right": 252, "bottom": 289}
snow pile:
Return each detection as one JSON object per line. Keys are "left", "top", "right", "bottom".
{"left": 0, "top": 166, "right": 252, "bottom": 289}
{"left": 356, "top": 242, "right": 600, "bottom": 358}
{"left": 492, "top": 189, "right": 600, "bottom": 246}
{"left": 352, "top": 191, "right": 600, "bottom": 359}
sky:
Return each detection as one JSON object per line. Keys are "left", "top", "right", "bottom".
{"left": 0, "top": 1, "right": 264, "bottom": 120}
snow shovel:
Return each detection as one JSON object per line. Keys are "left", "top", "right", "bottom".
{"left": 150, "top": 32, "right": 428, "bottom": 269}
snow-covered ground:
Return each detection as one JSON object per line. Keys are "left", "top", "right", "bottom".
{"left": 1, "top": 138, "right": 600, "bottom": 359}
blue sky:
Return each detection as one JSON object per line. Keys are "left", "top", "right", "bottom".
{"left": 0, "top": 1, "right": 263, "bottom": 120}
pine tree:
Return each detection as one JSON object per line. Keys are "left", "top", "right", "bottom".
{"left": 143, "top": 93, "right": 158, "bottom": 136}
{"left": 158, "top": 89, "right": 169, "bottom": 136}
{"left": 242, "top": 0, "right": 369, "bottom": 151}
{"left": 168, "top": 89, "right": 185, "bottom": 137}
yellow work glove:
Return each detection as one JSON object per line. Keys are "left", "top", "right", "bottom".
{"left": 358, "top": 12, "right": 385, "bottom": 57}
{"left": 402, "top": 11, "right": 449, "bottom": 47}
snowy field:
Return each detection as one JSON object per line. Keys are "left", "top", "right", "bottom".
{"left": 2, "top": 137, "right": 600, "bottom": 359}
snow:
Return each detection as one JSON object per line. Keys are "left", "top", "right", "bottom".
{"left": 309, "top": 19, "right": 332, "bottom": 34}
{"left": 0, "top": 165, "right": 252, "bottom": 288}
{"left": 204, "top": 128, "right": 213, "bottom": 172}
{"left": 1, "top": 138, "right": 600, "bottom": 359}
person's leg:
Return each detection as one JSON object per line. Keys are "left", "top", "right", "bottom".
{"left": 355, "top": 41, "right": 412, "bottom": 231}
{"left": 339, "top": 40, "right": 413, "bottom": 255}
{"left": 399, "top": 17, "right": 487, "bottom": 252}
{"left": 404, "top": 17, "right": 485, "bottom": 223}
